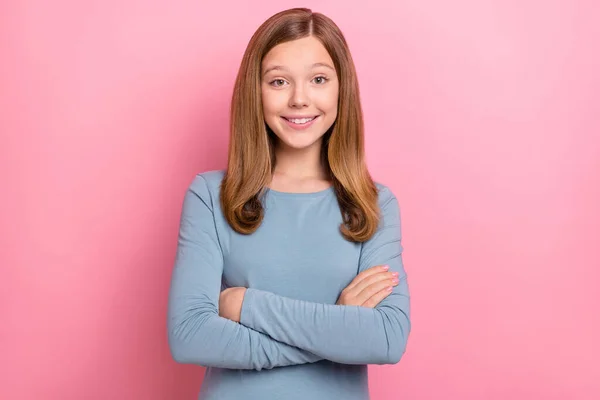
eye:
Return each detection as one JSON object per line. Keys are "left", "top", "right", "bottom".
{"left": 313, "top": 76, "right": 329, "bottom": 85}
{"left": 269, "top": 79, "right": 287, "bottom": 87}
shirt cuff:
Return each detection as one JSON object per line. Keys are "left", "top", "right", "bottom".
{"left": 240, "top": 287, "right": 256, "bottom": 327}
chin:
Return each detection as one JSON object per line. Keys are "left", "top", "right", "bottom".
{"left": 278, "top": 135, "right": 323, "bottom": 150}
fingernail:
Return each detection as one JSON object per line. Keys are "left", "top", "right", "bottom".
{"left": 382, "top": 265, "right": 389, "bottom": 270}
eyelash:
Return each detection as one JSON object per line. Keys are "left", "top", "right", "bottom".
{"left": 269, "top": 76, "right": 329, "bottom": 87}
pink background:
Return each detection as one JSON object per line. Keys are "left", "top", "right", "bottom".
{"left": 2, "top": 0, "right": 599, "bottom": 399}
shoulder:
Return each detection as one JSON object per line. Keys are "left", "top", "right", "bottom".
{"left": 373, "top": 180, "right": 402, "bottom": 227}
{"left": 188, "top": 169, "right": 225, "bottom": 190}
{"left": 185, "top": 169, "right": 226, "bottom": 209}
{"left": 374, "top": 180, "right": 399, "bottom": 207}
{"left": 194, "top": 169, "right": 226, "bottom": 190}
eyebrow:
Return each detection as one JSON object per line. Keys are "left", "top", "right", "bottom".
{"left": 262, "top": 62, "right": 335, "bottom": 76}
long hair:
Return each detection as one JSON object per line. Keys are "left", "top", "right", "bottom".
{"left": 220, "top": 7, "right": 381, "bottom": 242}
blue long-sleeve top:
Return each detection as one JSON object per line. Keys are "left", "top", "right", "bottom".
{"left": 167, "top": 169, "right": 411, "bottom": 400}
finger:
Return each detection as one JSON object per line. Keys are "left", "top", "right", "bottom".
{"left": 351, "top": 271, "right": 397, "bottom": 295}
{"left": 345, "top": 265, "right": 387, "bottom": 291}
{"left": 361, "top": 286, "right": 394, "bottom": 308}
{"left": 344, "top": 265, "right": 389, "bottom": 292}
{"left": 354, "top": 278, "right": 398, "bottom": 305}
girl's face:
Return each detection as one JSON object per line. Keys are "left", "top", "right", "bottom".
{"left": 261, "top": 36, "right": 339, "bottom": 152}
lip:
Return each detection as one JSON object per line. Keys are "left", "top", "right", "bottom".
{"left": 282, "top": 115, "right": 319, "bottom": 119}
{"left": 281, "top": 115, "right": 319, "bottom": 130}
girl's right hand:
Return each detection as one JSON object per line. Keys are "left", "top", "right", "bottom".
{"left": 336, "top": 265, "right": 400, "bottom": 308}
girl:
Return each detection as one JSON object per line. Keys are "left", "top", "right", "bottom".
{"left": 167, "top": 7, "right": 410, "bottom": 400}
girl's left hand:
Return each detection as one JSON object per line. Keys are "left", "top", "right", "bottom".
{"left": 218, "top": 287, "right": 247, "bottom": 323}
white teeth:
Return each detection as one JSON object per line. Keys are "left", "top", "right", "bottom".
{"left": 287, "top": 117, "right": 315, "bottom": 124}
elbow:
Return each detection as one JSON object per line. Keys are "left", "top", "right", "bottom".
{"left": 167, "top": 297, "right": 221, "bottom": 366}
{"left": 386, "top": 343, "right": 407, "bottom": 365}
{"left": 168, "top": 330, "right": 220, "bottom": 367}
{"left": 168, "top": 326, "right": 262, "bottom": 371}
{"left": 379, "top": 309, "right": 411, "bottom": 365}
{"left": 169, "top": 341, "right": 192, "bottom": 365}
{"left": 362, "top": 337, "right": 408, "bottom": 365}
{"left": 168, "top": 332, "right": 205, "bottom": 365}
{"left": 170, "top": 344, "right": 188, "bottom": 364}
{"left": 167, "top": 312, "right": 246, "bottom": 369}
{"left": 167, "top": 312, "right": 214, "bottom": 366}
{"left": 362, "top": 346, "right": 405, "bottom": 365}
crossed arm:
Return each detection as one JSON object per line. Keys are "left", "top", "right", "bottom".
{"left": 167, "top": 175, "right": 411, "bottom": 371}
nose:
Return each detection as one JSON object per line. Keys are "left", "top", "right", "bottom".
{"left": 289, "top": 83, "right": 310, "bottom": 108}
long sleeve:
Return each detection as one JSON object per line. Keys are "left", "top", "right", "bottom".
{"left": 167, "top": 175, "right": 324, "bottom": 371}
{"left": 239, "top": 185, "right": 411, "bottom": 365}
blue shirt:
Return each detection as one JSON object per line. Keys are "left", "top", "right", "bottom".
{"left": 167, "top": 169, "right": 411, "bottom": 400}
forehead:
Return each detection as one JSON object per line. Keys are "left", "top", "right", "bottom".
{"left": 262, "top": 36, "right": 334, "bottom": 71}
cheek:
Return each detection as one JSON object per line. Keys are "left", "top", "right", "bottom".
{"left": 261, "top": 91, "right": 285, "bottom": 117}
{"left": 321, "top": 91, "right": 339, "bottom": 122}
{"left": 317, "top": 87, "right": 339, "bottom": 111}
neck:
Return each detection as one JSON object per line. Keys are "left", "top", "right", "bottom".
{"left": 273, "top": 139, "right": 327, "bottom": 180}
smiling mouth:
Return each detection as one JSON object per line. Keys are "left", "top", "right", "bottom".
{"left": 282, "top": 116, "right": 318, "bottom": 124}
